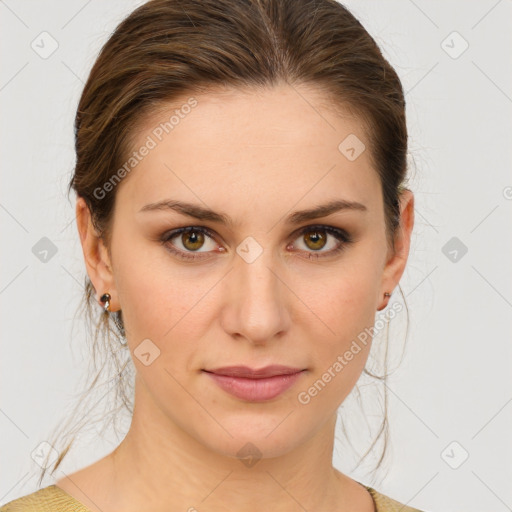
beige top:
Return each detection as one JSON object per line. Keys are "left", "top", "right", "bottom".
{"left": 0, "top": 483, "right": 427, "bottom": 511}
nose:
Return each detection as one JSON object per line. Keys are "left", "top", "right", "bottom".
{"left": 219, "top": 247, "right": 291, "bottom": 346}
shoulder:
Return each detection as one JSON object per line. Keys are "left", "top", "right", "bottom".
{"left": 0, "top": 485, "right": 90, "bottom": 512}
{"left": 364, "top": 485, "right": 428, "bottom": 512}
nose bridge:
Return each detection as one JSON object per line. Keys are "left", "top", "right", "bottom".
{"left": 225, "top": 236, "right": 289, "bottom": 342}
{"left": 235, "top": 236, "right": 280, "bottom": 302}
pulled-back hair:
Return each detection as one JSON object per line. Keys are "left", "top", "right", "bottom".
{"left": 38, "top": 0, "right": 410, "bottom": 485}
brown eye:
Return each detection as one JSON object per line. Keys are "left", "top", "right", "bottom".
{"left": 181, "top": 230, "right": 206, "bottom": 251}
{"left": 160, "top": 224, "right": 353, "bottom": 263}
{"left": 291, "top": 225, "right": 353, "bottom": 260}
{"left": 161, "top": 226, "right": 218, "bottom": 261}
{"left": 302, "top": 229, "right": 328, "bottom": 251}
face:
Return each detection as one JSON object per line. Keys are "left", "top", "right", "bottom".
{"left": 78, "top": 82, "right": 413, "bottom": 462}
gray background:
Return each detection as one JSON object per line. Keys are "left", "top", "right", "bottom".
{"left": 1, "top": 1, "right": 511, "bottom": 511}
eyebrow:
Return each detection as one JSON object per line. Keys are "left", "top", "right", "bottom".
{"left": 138, "top": 198, "right": 367, "bottom": 226}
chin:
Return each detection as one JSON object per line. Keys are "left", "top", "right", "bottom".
{"left": 192, "top": 415, "right": 313, "bottom": 463}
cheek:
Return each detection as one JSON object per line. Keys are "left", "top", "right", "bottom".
{"left": 298, "top": 245, "right": 383, "bottom": 391}
{"left": 116, "top": 268, "right": 201, "bottom": 344}
{"left": 109, "top": 222, "right": 229, "bottom": 384}
{"left": 296, "top": 296, "right": 375, "bottom": 412}
{"left": 111, "top": 227, "right": 207, "bottom": 337}
{"left": 302, "top": 246, "right": 382, "bottom": 334}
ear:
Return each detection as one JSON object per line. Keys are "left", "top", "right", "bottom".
{"left": 76, "top": 197, "right": 120, "bottom": 312}
{"left": 378, "top": 189, "right": 415, "bottom": 309}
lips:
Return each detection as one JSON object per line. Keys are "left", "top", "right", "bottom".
{"left": 203, "top": 365, "right": 304, "bottom": 378}
{"left": 202, "top": 365, "right": 306, "bottom": 401}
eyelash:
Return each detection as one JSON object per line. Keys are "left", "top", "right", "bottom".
{"left": 160, "top": 225, "right": 354, "bottom": 262}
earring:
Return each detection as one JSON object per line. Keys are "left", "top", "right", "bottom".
{"left": 100, "top": 292, "right": 111, "bottom": 312}
{"left": 99, "top": 292, "right": 126, "bottom": 343}
{"left": 377, "top": 291, "right": 392, "bottom": 312}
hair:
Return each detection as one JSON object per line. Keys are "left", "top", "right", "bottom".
{"left": 38, "top": 0, "right": 411, "bottom": 486}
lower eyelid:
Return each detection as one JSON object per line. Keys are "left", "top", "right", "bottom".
{"left": 163, "top": 228, "right": 217, "bottom": 256}
{"left": 162, "top": 225, "right": 352, "bottom": 259}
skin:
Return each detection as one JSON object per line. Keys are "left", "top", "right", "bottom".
{"left": 56, "top": 82, "right": 414, "bottom": 512}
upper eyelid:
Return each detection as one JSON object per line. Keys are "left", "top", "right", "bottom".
{"left": 164, "top": 224, "right": 349, "bottom": 245}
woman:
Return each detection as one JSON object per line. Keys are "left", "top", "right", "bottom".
{"left": 1, "top": 0, "right": 427, "bottom": 510}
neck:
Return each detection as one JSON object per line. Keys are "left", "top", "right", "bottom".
{"left": 97, "top": 377, "right": 371, "bottom": 512}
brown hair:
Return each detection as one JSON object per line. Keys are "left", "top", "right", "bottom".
{"left": 38, "top": 0, "right": 410, "bottom": 486}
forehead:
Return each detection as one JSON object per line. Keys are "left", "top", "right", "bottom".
{"left": 114, "top": 83, "right": 381, "bottom": 220}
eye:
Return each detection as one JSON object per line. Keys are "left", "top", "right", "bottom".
{"left": 160, "top": 225, "right": 353, "bottom": 261}
{"left": 161, "top": 226, "right": 219, "bottom": 261}
{"left": 289, "top": 225, "right": 353, "bottom": 260}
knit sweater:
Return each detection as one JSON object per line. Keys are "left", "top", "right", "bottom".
{"left": 0, "top": 483, "right": 426, "bottom": 511}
